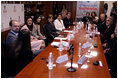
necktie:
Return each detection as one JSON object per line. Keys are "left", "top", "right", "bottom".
{"left": 103, "top": 26, "right": 108, "bottom": 36}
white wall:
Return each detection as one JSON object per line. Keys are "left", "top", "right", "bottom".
{"left": 104, "top": 1, "right": 114, "bottom": 17}
{"left": 1, "top": 4, "right": 24, "bottom": 31}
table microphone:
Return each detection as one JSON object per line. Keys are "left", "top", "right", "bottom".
{"left": 67, "top": 44, "right": 76, "bottom": 72}
{"left": 67, "top": 44, "right": 73, "bottom": 55}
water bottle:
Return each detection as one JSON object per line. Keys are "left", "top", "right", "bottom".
{"left": 78, "top": 43, "right": 82, "bottom": 57}
{"left": 48, "top": 52, "right": 53, "bottom": 70}
{"left": 67, "top": 32, "right": 71, "bottom": 42}
{"left": 59, "top": 39, "right": 63, "bottom": 51}
{"left": 95, "top": 27, "right": 98, "bottom": 33}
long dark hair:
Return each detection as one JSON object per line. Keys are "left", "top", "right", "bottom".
{"left": 91, "top": 11, "right": 97, "bottom": 17}
{"left": 33, "top": 14, "right": 41, "bottom": 24}
{"left": 25, "top": 16, "right": 33, "bottom": 31}
{"left": 104, "top": 3, "right": 108, "bottom": 10}
{"left": 18, "top": 29, "right": 31, "bottom": 50}
{"left": 7, "top": 29, "right": 31, "bottom": 58}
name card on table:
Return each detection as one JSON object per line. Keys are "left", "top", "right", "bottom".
{"left": 64, "top": 30, "right": 72, "bottom": 33}
{"left": 78, "top": 55, "right": 87, "bottom": 64}
{"left": 51, "top": 42, "right": 60, "bottom": 46}
{"left": 61, "top": 41, "right": 69, "bottom": 47}
{"left": 56, "top": 54, "right": 68, "bottom": 64}
{"left": 82, "top": 42, "right": 92, "bottom": 49}
{"left": 51, "top": 41, "right": 69, "bottom": 47}
{"left": 54, "top": 37, "right": 67, "bottom": 40}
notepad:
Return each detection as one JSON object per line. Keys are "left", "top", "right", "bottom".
{"left": 61, "top": 41, "right": 69, "bottom": 47}
{"left": 56, "top": 54, "right": 68, "bottom": 64}
{"left": 82, "top": 42, "right": 92, "bottom": 49}
{"left": 78, "top": 55, "right": 87, "bottom": 64}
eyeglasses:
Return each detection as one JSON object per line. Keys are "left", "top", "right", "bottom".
{"left": 106, "top": 20, "right": 110, "bottom": 21}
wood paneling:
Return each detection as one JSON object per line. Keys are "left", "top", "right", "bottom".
{"left": 1, "top": 30, "right": 10, "bottom": 42}
{"left": 99, "top": 1, "right": 104, "bottom": 16}
{"left": 56, "top": 1, "right": 77, "bottom": 21}
{"left": 40, "top": 1, "right": 53, "bottom": 34}
{"left": 1, "top": 1, "right": 105, "bottom": 38}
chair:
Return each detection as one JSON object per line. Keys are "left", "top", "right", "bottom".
{"left": 43, "top": 24, "right": 54, "bottom": 45}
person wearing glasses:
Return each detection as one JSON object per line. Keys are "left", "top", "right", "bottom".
{"left": 101, "top": 17, "right": 116, "bottom": 43}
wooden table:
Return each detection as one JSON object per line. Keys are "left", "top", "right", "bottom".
{"left": 15, "top": 27, "right": 111, "bottom": 78}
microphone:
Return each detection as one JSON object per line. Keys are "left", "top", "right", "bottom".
{"left": 67, "top": 44, "right": 76, "bottom": 72}
{"left": 67, "top": 44, "right": 73, "bottom": 55}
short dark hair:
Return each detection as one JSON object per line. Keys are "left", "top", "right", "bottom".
{"left": 86, "top": 12, "right": 90, "bottom": 15}
{"left": 91, "top": 11, "right": 97, "bottom": 16}
{"left": 9, "top": 20, "right": 17, "bottom": 27}
{"left": 9, "top": 20, "right": 13, "bottom": 27}
{"left": 57, "top": 13, "right": 62, "bottom": 17}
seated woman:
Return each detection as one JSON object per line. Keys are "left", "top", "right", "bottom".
{"left": 6, "top": 29, "right": 33, "bottom": 76}
{"left": 21, "top": 16, "right": 45, "bottom": 57}
{"left": 32, "top": 15, "right": 46, "bottom": 40}
{"left": 45, "top": 14, "right": 61, "bottom": 37}
{"left": 91, "top": 11, "right": 99, "bottom": 24}
{"left": 54, "top": 13, "right": 65, "bottom": 31}
{"left": 82, "top": 12, "right": 92, "bottom": 23}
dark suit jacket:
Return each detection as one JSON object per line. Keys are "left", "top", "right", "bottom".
{"left": 82, "top": 16, "right": 92, "bottom": 23}
{"left": 63, "top": 17, "right": 73, "bottom": 28}
{"left": 97, "top": 19, "right": 106, "bottom": 34}
{"left": 101, "top": 24, "right": 116, "bottom": 42}
{"left": 105, "top": 38, "right": 117, "bottom": 76}
{"left": 6, "top": 31, "right": 17, "bottom": 48}
{"left": 45, "top": 22, "right": 59, "bottom": 37}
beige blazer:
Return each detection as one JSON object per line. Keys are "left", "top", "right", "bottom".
{"left": 32, "top": 23, "right": 42, "bottom": 39}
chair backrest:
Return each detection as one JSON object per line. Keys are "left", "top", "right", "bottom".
{"left": 42, "top": 24, "right": 47, "bottom": 35}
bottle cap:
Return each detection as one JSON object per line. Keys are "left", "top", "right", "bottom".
{"left": 88, "top": 50, "right": 91, "bottom": 52}
{"left": 50, "top": 52, "right": 52, "bottom": 55}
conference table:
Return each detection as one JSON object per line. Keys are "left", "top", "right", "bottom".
{"left": 15, "top": 25, "right": 111, "bottom": 78}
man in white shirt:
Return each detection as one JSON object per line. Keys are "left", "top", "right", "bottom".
{"left": 54, "top": 13, "right": 65, "bottom": 31}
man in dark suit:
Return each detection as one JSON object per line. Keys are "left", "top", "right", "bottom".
{"left": 101, "top": 17, "right": 116, "bottom": 43}
{"left": 97, "top": 13, "right": 107, "bottom": 34}
{"left": 104, "top": 26, "right": 117, "bottom": 78}
{"left": 6, "top": 20, "right": 19, "bottom": 48}
{"left": 63, "top": 12, "right": 74, "bottom": 28}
